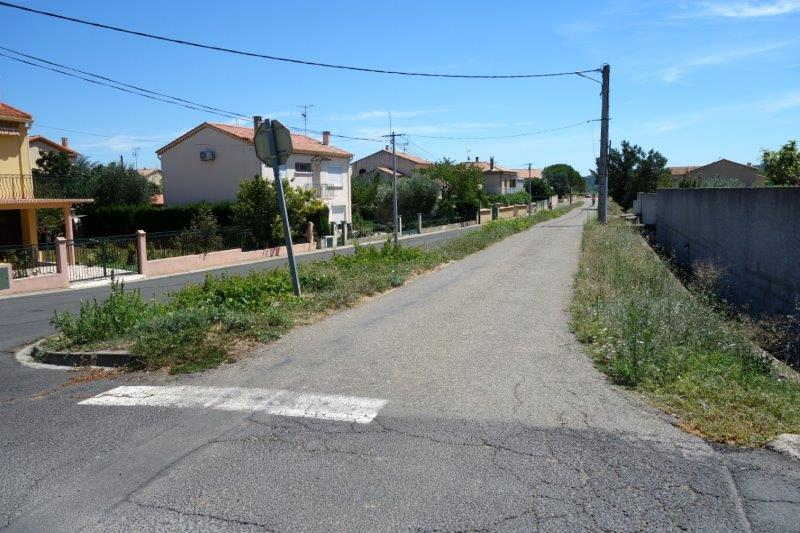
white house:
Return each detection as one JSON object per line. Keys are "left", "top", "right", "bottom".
{"left": 156, "top": 120, "right": 353, "bottom": 223}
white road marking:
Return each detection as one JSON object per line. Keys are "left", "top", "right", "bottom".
{"left": 79, "top": 385, "right": 387, "bottom": 424}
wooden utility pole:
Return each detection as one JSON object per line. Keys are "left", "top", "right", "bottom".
{"left": 598, "top": 64, "right": 610, "bottom": 224}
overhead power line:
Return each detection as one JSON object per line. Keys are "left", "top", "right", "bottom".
{"left": 33, "top": 124, "right": 162, "bottom": 143}
{"left": 0, "top": 47, "right": 246, "bottom": 120}
{"left": 0, "top": 1, "right": 600, "bottom": 80}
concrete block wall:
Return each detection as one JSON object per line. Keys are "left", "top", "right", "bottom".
{"left": 655, "top": 187, "right": 800, "bottom": 315}
{"left": 640, "top": 193, "right": 658, "bottom": 225}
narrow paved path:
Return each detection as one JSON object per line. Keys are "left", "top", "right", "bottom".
{"left": 2, "top": 208, "right": 798, "bottom": 531}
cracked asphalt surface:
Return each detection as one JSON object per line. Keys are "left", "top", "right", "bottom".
{"left": 2, "top": 207, "right": 799, "bottom": 531}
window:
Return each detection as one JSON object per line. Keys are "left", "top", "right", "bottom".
{"left": 331, "top": 205, "right": 346, "bottom": 215}
{"left": 294, "top": 162, "right": 312, "bottom": 173}
{"left": 509, "top": 179, "right": 517, "bottom": 188}
{"left": 325, "top": 164, "right": 345, "bottom": 188}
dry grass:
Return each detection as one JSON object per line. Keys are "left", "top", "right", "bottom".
{"left": 571, "top": 216, "right": 800, "bottom": 446}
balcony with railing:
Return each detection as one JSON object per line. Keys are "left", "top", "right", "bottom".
{"left": 0, "top": 173, "right": 34, "bottom": 199}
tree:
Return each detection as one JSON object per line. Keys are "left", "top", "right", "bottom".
{"left": 526, "top": 179, "right": 555, "bottom": 200}
{"left": 373, "top": 175, "right": 439, "bottom": 222}
{"left": 421, "top": 159, "right": 484, "bottom": 221}
{"left": 542, "top": 164, "right": 582, "bottom": 197}
{"left": 600, "top": 141, "right": 669, "bottom": 209}
{"left": 90, "top": 162, "right": 158, "bottom": 206}
{"left": 232, "top": 177, "right": 328, "bottom": 248}
{"left": 762, "top": 140, "right": 800, "bottom": 186}
{"left": 351, "top": 171, "right": 381, "bottom": 222}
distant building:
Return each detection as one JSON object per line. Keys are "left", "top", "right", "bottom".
{"left": 351, "top": 147, "right": 431, "bottom": 179}
{"left": 463, "top": 157, "right": 524, "bottom": 195}
{"left": 156, "top": 119, "right": 353, "bottom": 222}
{"left": 509, "top": 167, "right": 543, "bottom": 180}
{"left": 28, "top": 135, "right": 79, "bottom": 169}
{"left": 137, "top": 167, "right": 163, "bottom": 187}
{"left": 668, "top": 159, "right": 765, "bottom": 187}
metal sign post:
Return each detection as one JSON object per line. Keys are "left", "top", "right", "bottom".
{"left": 254, "top": 119, "right": 301, "bottom": 296}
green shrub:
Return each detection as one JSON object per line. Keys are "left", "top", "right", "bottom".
{"left": 484, "top": 191, "right": 530, "bottom": 207}
{"left": 51, "top": 282, "right": 151, "bottom": 346}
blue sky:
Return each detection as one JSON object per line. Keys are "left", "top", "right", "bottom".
{"left": 1, "top": 0, "right": 799, "bottom": 174}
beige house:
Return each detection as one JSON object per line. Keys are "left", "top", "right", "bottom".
{"left": 670, "top": 159, "right": 766, "bottom": 187}
{"left": 510, "top": 167, "right": 543, "bottom": 181}
{"left": 156, "top": 120, "right": 354, "bottom": 223}
{"left": 463, "top": 157, "right": 525, "bottom": 195}
{"left": 137, "top": 167, "right": 163, "bottom": 187}
{"left": 351, "top": 147, "right": 431, "bottom": 179}
{"left": 28, "top": 135, "right": 78, "bottom": 169}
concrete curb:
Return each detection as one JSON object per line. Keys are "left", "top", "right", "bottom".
{"left": 32, "top": 344, "right": 139, "bottom": 367}
{"left": 766, "top": 434, "right": 800, "bottom": 461}
{"left": 15, "top": 340, "right": 137, "bottom": 370}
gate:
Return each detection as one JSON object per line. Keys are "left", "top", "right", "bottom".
{"left": 68, "top": 234, "right": 139, "bottom": 282}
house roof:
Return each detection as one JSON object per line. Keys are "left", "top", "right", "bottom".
{"left": 667, "top": 165, "right": 700, "bottom": 176}
{"left": 137, "top": 167, "right": 162, "bottom": 178}
{"left": 156, "top": 122, "right": 352, "bottom": 158}
{"left": 28, "top": 135, "right": 79, "bottom": 157}
{"left": 375, "top": 166, "right": 410, "bottom": 177}
{"left": 510, "top": 167, "right": 543, "bottom": 179}
{"left": 382, "top": 148, "right": 430, "bottom": 166}
{"left": 463, "top": 160, "right": 514, "bottom": 173}
{"left": 0, "top": 102, "right": 32, "bottom": 122}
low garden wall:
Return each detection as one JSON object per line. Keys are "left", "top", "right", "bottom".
{"left": 140, "top": 237, "right": 317, "bottom": 277}
{"left": 0, "top": 264, "right": 69, "bottom": 296}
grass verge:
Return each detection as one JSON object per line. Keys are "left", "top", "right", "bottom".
{"left": 47, "top": 202, "right": 581, "bottom": 375}
{"left": 571, "top": 216, "right": 800, "bottom": 446}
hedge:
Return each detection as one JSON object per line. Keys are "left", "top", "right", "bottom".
{"left": 79, "top": 202, "right": 235, "bottom": 236}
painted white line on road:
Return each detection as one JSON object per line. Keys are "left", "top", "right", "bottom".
{"left": 78, "top": 385, "right": 387, "bottom": 424}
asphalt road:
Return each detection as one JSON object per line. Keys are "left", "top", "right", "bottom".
{"left": 1, "top": 209, "right": 798, "bottom": 531}
{"left": 0, "top": 225, "right": 478, "bottom": 401}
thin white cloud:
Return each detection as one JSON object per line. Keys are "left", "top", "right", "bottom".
{"left": 355, "top": 121, "right": 509, "bottom": 138}
{"left": 331, "top": 109, "right": 446, "bottom": 121}
{"left": 645, "top": 89, "right": 800, "bottom": 132}
{"left": 758, "top": 91, "right": 800, "bottom": 111}
{"left": 700, "top": 0, "right": 800, "bottom": 18}
{"left": 659, "top": 41, "right": 792, "bottom": 82}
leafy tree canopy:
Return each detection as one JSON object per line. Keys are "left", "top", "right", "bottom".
{"left": 421, "top": 159, "right": 485, "bottom": 221}
{"left": 762, "top": 139, "right": 800, "bottom": 186}
{"left": 526, "top": 178, "right": 555, "bottom": 200}
{"left": 542, "top": 164, "right": 584, "bottom": 197}
{"left": 599, "top": 141, "right": 669, "bottom": 209}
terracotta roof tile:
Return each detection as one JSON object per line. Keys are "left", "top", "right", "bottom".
{"left": 0, "top": 102, "right": 32, "bottom": 121}
{"left": 28, "top": 135, "right": 79, "bottom": 157}
{"left": 509, "top": 167, "right": 543, "bottom": 179}
{"left": 210, "top": 123, "right": 352, "bottom": 158}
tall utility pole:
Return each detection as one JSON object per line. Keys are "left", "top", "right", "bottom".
{"left": 598, "top": 64, "right": 611, "bottom": 224}
{"left": 298, "top": 104, "right": 314, "bottom": 135}
{"left": 390, "top": 131, "right": 399, "bottom": 244}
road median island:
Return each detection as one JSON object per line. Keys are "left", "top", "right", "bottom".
{"left": 570, "top": 215, "right": 800, "bottom": 447}
{"left": 37, "top": 203, "right": 581, "bottom": 374}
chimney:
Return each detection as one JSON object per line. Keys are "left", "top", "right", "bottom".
{"left": 61, "top": 137, "right": 69, "bottom": 148}
{"left": 253, "top": 115, "right": 263, "bottom": 132}
{"left": 489, "top": 156, "right": 495, "bottom": 170}
{"left": 475, "top": 156, "right": 479, "bottom": 162}
{"left": 322, "top": 131, "right": 331, "bottom": 145}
